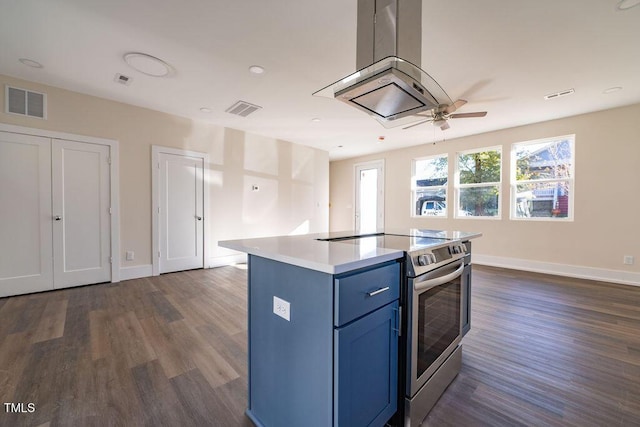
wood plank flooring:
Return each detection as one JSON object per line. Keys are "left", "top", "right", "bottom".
{"left": 1, "top": 265, "right": 639, "bottom": 426}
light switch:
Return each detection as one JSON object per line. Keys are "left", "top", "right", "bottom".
{"left": 126, "top": 251, "right": 135, "bottom": 261}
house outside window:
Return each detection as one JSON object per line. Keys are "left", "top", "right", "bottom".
{"left": 456, "top": 147, "right": 501, "bottom": 218}
{"left": 412, "top": 154, "right": 448, "bottom": 217}
{"left": 511, "top": 135, "right": 575, "bottom": 220}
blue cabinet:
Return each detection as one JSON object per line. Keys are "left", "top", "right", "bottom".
{"left": 246, "top": 255, "right": 400, "bottom": 427}
{"left": 335, "top": 300, "right": 399, "bottom": 427}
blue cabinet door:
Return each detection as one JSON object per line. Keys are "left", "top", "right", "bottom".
{"left": 335, "top": 301, "right": 399, "bottom": 427}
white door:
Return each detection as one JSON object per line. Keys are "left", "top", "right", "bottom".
{"left": 354, "top": 160, "right": 385, "bottom": 234}
{"left": 52, "top": 139, "right": 111, "bottom": 287}
{"left": 0, "top": 132, "right": 54, "bottom": 297}
{"left": 158, "top": 152, "right": 204, "bottom": 273}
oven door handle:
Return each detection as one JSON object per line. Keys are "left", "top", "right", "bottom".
{"left": 413, "top": 262, "right": 464, "bottom": 292}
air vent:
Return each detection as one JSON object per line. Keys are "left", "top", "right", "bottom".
{"left": 114, "top": 73, "right": 132, "bottom": 85}
{"left": 5, "top": 85, "right": 47, "bottom": 119}
{"left": 544, "top": 88, "right": 575, "bottom": 100}
{"left": 225, "top": 100, "right": 262, "bottom": 117}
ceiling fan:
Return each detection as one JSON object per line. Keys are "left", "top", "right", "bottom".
{"left": 403, "top": 100, "right": 487, "bottom": 131}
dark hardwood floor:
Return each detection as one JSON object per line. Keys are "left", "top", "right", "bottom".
{"left": 1, "top": 265, "right": 639, "bottom": 426}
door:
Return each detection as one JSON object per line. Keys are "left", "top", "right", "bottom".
{"left": 335, "top": 301, "right": 398, "bottom": 427}
{"left": 354, "top": 160, "right": 384, "bottom": 234}
{"left": 158, "top": 152, "right": 204, "bottom": 273}
{"left": 0, "top": 132, "right": 53, "bottom": 297}
{"left": 52, "top": 139, "right": 111, "bottom": 288}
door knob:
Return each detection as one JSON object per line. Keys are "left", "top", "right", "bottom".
{"left": 196, "top": 216, "right": 202, "bottom": 221}
{"left": 54, "top": 216, "right": 62, "bottom": 221}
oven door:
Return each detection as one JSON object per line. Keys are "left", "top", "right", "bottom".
{"left": 406, "top": 260, "right": 464, "bottom": 397}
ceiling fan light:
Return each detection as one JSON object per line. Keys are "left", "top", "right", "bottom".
{"left": 433, "top": 118, "right": 446, "bottom": 127}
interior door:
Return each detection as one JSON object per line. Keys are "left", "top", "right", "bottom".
{"left": 354, "top": 161, "right": 384, "bottom": 234}
{"left": 0, "top": 132, "right": 53, "bottom": 297}
{"left": 52, "top": 139, "right": 111, "bottom": 288}
{"left": 158, "top": 152, "right": 204, "bottom": 273}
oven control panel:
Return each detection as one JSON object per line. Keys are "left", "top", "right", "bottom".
{"left": 407, "top": 242, "right": 467, "bottom": 277}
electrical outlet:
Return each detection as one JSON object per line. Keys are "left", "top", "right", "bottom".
{"left": 623, "top": 255, "right": 634, "bottom": 265}
{"left": 273, "top": 296, "right": 290, "bottom": 321}
{"left": 126, "top": 251, "right": 135, "bottom": 261}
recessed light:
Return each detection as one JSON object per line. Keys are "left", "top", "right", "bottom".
{"left": 311, "top": 117, "right": 321, "bottom": 122}
{"left": 378, "top": 78, "right": 390, "bottom": 85}
{"left": 123, "top": 52, "right": 173, "bottom": 77}
{"left": 19, "top": 58, "right": 43, "bottom": 68}
{"left": 200, "top": 107, "right": 212, "bottom": 113}
{"left": 617, "top": 0, "right": 640, "bottom": 10}
{"left": 249, "top": 65, "right": 265, "bottom": 74}
{"left": 603, "top": 86, "right": 623, "bottom": 94}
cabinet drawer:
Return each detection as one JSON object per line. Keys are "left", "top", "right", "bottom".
{"left": 334, "top": 262, "right": 400, "bottom": 326}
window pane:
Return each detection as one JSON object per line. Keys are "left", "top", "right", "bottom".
{"left": 413, "top": 155, "right": 447, "bottom": 217}
{"left": 514, "top": 182, "right": 570, "bottom": 218}
{"left": 515, "top": 139, "right": 572, "bottom": 180}
{"left": 459, "top": 186, "right": 500, "bottom": 217}
{"left": 458, "top": 150, "right": 501, "bottom": 184}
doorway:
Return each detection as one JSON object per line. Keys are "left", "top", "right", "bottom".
{"left": 354, "top": 160, "right": 384, "bottom": 234}
{"left": 0, "top": 129, "right": 117, "bottom": 297}
{"left": 152, "top": 146, "right": 208, "bottom": 275}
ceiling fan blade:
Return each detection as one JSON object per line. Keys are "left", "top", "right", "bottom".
{"left": 440, "top": 121, "right": 450, "bottom": 131}
{"left": 449, "top": 111, "right": 487, "bottom": 119}
{"left": 403, "top": 119, "right": 432, "bottom": 130}
{"left": 443, "top": 99, "right": 467, "bottom": 114}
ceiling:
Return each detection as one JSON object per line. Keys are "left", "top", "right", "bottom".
{"left": 1, "top": 0, "right": 639, "bottom": 160}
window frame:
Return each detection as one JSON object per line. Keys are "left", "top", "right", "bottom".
{"left": 454, "top": 145, "right": 502, "bottom": 220}
{"left": 510, "top": 135, "right": 575, "bottom": 221}
{"left": 411, "top": 154, "right": 448, "bottom": 218}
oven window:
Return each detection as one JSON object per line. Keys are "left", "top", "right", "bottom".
{"left": 417, "top": 279, "right": 461, "bottom": 377}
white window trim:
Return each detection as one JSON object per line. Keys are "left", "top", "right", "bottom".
{"left": 510, "top": 135, "right": 575, "bottom": 221}
{"left": 411, "top": 154, "right": 448, "bottom": 218}
{"left": 455, "top": 145, "right": 503, "bottom": 219}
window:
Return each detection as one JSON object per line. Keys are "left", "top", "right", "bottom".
{"left": 456, "top": 147, "right": 501, "bottom": 218}
{"left": 511, "top": 135, "right": 574, "bottom": 220}
{"left": 412, "top": 155, "right": 448, "bottom": 217}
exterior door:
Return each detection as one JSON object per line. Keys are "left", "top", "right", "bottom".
{"left": 354, "top": 160, "right": 384, "bottom": 234}
{"left": 0, "top": 132, "right": 54, "bottom": 297}
{"left": 158, "top": 152, "right": 204, "bottom": 273}
{"left": 52, "top": 139, "right": 111, "bottom": 288}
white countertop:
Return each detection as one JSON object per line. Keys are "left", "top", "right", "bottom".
{"left": 218, "top": 229, "right": 481, "bottom": 275}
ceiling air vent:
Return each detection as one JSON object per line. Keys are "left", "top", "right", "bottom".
{"left": 225, "top": 100, "right": 262, "bottom": 117}
{"left": 5, "top": 85, "right": 47, "bottom": 119}
{"left": 544, "top": 88, "right": 575, "bottom": 100}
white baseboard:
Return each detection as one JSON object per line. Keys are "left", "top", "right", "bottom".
{"left": 120, "top": 264, "right": 153, "bottom": 281}
{"left": 473, "top": 254, "right": 640, "bottom": 287}
{"left": 208, "top": 254, "right": 247, "bottom": 268}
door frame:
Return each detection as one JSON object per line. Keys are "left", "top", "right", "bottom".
{"left": 151, "top": 145, "right": 209, "bottom": 276}
{"left": 0, "top": 123, "right": 121, "bottom": 283}
{"left": 353, "top": 159, "right": 385, "bottom": 233}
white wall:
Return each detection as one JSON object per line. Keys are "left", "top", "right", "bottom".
{"left": 330, "top": 103, "right": 640, "bottom": 286}
{"left": 0, "top": 74, "right": 330, "bottom": 278}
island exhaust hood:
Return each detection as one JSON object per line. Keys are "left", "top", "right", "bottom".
{"left": 314, "top": 0, "right": 452, "bottom": 128}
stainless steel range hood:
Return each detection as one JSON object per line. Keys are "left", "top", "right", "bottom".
{"left": 314, "top": 0, "right": 452, "bottom": 128}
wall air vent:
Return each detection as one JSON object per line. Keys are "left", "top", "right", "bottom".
{"left": 5, "top": 85, "right": 47, "bottom": 119}
{"left": 544, "top": 88, "right": 575, "bottom": 100}
{"left": 225, "top": 100, "right": 262, "bottom": 117}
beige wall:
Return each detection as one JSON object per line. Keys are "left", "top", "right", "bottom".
{"left": 1, "top": 74, "right": 329, "bottom": 270}
{"left": 331, "top": 103, "right": 640, "bottom": 283}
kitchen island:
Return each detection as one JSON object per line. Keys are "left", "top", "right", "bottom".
{"left": 219, "top": 229, "right": 481, "bottom": 427}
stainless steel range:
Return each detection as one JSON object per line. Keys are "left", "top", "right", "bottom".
{"left": 325, "top": 232, "right": 472, "bottom": 426}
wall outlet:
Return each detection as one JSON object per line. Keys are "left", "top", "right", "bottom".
{"left": 126, "top": 251, "right": 135, "bottom": 261}
{"left": 623, "top": 255, "right": 634, "bottom": 265}
{"left": 273, "top": 296, "right": 290, "bottom": 321}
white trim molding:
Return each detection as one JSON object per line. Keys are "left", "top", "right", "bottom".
{"left": 473, "top": 254, "right": 640, "bottom": 287}
{"left": 120, "top": 264, "right": 153, "bottom": 281}
{"left": 208, "top": 254, "right": 247, "bottom": 268}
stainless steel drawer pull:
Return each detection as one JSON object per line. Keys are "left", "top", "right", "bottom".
{"left": 367, "top": 286, "right": 390, "bottom": 297}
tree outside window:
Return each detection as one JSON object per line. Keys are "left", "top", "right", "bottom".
{"left": 456, "top": 147, "right": 502, "bottom": 218}
{"left": 511, "top": 136, "right": 574, "bottom": 220}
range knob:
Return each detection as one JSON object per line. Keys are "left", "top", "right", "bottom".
{"left": 417, "top": 255, "right": 427, "bottom": 266}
